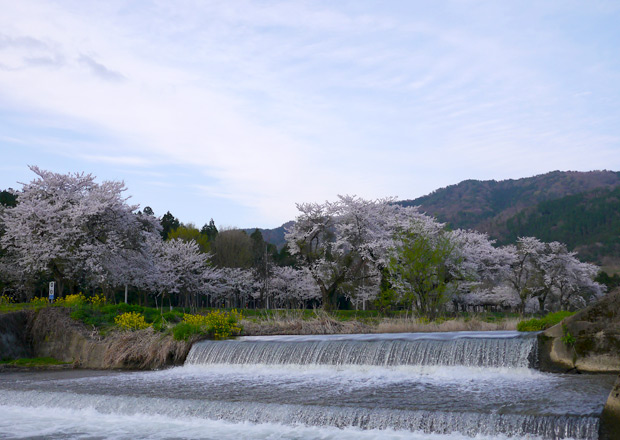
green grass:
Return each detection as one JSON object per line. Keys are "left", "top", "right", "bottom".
{"left": 69, "top": 303, "right": 184, "bottom": 330}
{"left": 0, "top": 302, "right": 47, "bottom": 313}
{"left": 517, "top": 311, "right": 576, "bottom": 332}
{"left": 0, "top": 356, "right": 69, "bottom": 367}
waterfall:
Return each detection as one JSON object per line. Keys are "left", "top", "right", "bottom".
{"left": 1, "top": 331, "right": 612, "bottom": 440}
{"left": 185, "top": 332, "right": 539, "bottom": 369}
{"left": 0, "top": 390, "right": 600, "bottom": 440}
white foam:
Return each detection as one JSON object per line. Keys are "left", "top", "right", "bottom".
{"left": 0, "top": 403, "right": 549, "bottom": 440}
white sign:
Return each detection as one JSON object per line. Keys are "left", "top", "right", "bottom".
{"left": 49, "top": 281, "right": 55, "bottom": 300}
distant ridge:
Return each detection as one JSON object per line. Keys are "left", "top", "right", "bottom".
{"left": 399, "top": 170, "right": 620, "bottom": 266}
{"left": 249, "top": 170, "right": 620, "bottom": 268}
{"left": 243, "top": 221, "right": 293, "bottom": 249}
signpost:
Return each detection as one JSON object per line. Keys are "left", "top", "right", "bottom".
{"left": 49, "top": 281, "right": 55, "bottom": 303}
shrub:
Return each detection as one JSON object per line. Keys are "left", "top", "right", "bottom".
{"left": 517, "top": 311, "right": 575, "bottom": 332}
{"left": 172, "top": 322, "right": 198, "bottom": 341}
{"left": 114, "top": 312, "right": 150, "bottom": 331}
{"left": 173, "top": 310, "right": 243, "bottom": 341}
{"left": 55, "top": 293, "right": 86, "bottom": 308}
{"left": 89, "top": 294, "right": 106, "bottom": 307}
{"left": 0, "top": 294, "right": 14, "bottom": 305}
{"left": 561, "top": 323, "right": 576, "bottom": 346}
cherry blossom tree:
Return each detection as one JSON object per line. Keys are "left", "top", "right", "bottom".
{"left": 500, "top": 237, "right": 547, "bottom": 313}
{"left": 538, "top": 241, "right": 604, "bottom": 311}
{"left": 150, "top": 238, "right": 212, "bottom": 311}
{"left": 214, "top": 267, "right": 257, "bottom": 308}
{"left": 269, "top": 266, "right": 320, "bottom": 308}
{"left": 499, "top": 237, "right": 604, "bottom": 312}
{"left": 285, "top": 195, "right": 430, "bottom": 310}
{"left": 0, "top": 166, "right": 147, "bottom": 297}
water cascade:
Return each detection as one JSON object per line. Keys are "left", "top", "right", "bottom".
{"left": 0, "top": 331, "right": 614, "bottom": 440}
{"left": 185, "top": 331, "right": 539, "bottom": 368}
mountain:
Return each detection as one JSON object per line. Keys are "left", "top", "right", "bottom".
{"left": 400, "top": 170, "right": 620, "bottom": 267}
{"left": 250, "top": 170, "right": 620, "bottom": 268}
{"left": 499, "top": 186, "right": 620, "bottom": 264}
{"left": 244, "top": 221, "right": 293, "bottom": 249}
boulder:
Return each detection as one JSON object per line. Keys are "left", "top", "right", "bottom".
{"left": 601, "top": 374, "right": 620, "bottom": 440}
{"left": 538, "top": 289, "right": 620, "bottom": 373}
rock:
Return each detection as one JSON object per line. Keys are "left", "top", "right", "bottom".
{"left": 30, "top": 307, "right": 108, "bottom": 368}
{"left": 601, "top": 374, "right": 620, "bottom": 440}
{"left": 0, "top": 310, "right": 33, "bottom": 360}
{"left": 538, "top": 289, "right": 620, "bottom": 374}
{"left": 535, "top": 290, "right": 620, "bottom": 439}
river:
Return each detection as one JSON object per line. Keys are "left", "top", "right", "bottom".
{"left": 0, "top": 331, "right": 614, "bottom": 439}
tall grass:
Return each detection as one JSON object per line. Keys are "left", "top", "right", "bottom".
{"left": 240, "top": 309, "right": 519, "bottom": 335}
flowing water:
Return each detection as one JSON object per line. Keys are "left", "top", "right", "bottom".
{"left": 0, "top": 331, "right": 615, "bottom": 439}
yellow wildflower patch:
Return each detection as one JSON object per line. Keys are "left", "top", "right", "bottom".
{"left": 114, "top": 312, "right": 150, "bottom": 331}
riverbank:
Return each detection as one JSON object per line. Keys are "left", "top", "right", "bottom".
{"left": 0, "top": 306, "right": 519, "bottom": 370}
{"left": 0, "top": 308, "right": 193, "bottom": 370}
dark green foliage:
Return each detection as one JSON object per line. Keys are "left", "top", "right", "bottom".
{"left": 517, "top": 311, "right": 575, "bottom": 331}
{"left": 0, "top": 190, "right": 17, "bottom": 207}
{"left": 501, "top": 187, "right": 620, "bottom": 261}
{"left": 273, "top": 244, "right": 296, "bottom": 267}
{"left": 160, "top": 211, "right": 180, "bottom": 240}
{"left": 596, "top": 271, "right": 620, "bottom": 290}
{"left": 201, "top": 219, "right": 218, "bottom": 241}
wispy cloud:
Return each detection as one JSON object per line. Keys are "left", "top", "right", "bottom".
{"left": 0, "top": 1, "right": 619, "bottom": 226}
{"left": 78, "top": 55, "right": 125, "bottom": 82}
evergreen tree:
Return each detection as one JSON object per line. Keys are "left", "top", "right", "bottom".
{"left": 160, "top": 211, "right": 180, "bottom": 240}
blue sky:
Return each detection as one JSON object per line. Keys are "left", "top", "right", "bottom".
{"left": 1, "top": 1, "right": 619, "bottom": 228}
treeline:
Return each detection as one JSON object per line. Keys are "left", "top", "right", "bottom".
{"left": 0, "top": 168, "right": 608, "bottom": 316}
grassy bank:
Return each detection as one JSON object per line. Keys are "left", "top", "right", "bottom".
{"left": 2, "top": 297, "right": 555, "bottom": 337}
{"left": 0, "top": 356, "right": 70, "bottom": 368}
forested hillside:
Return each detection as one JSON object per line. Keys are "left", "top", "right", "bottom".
{"left": 499, "top": 187, "right": 620, "bottom": 264}
{"left": 398, "top": 171, "right": 620, "bottom": 267}
{"left": 400, "top": 171, "right": 620, "bottom": 229}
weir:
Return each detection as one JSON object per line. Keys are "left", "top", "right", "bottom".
{"left": 185, "top": 331, "right": 539, "bottom": 369}
{"left": 0, "top": 389, "right": 601, "bottom": 440}
{"left": 0, "top": 331, "right": 614, "bottom": 440}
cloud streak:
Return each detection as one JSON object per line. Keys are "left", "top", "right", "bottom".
{"left": 0, "top": 1, "right": 619, "bottom": 227}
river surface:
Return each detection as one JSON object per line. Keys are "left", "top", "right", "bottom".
{"left": 0, "top": 331, "right": 615, "bottom": 439}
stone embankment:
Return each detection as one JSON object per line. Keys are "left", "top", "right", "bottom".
{"left": 0, "top": 307, "right": 191, "bottom": 369}
{"left": 536, "top": 289, "right": 620, "bottom": 440}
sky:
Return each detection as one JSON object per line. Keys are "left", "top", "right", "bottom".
{"left": 1, "top": 1, "right": 619, "bottom": 229}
